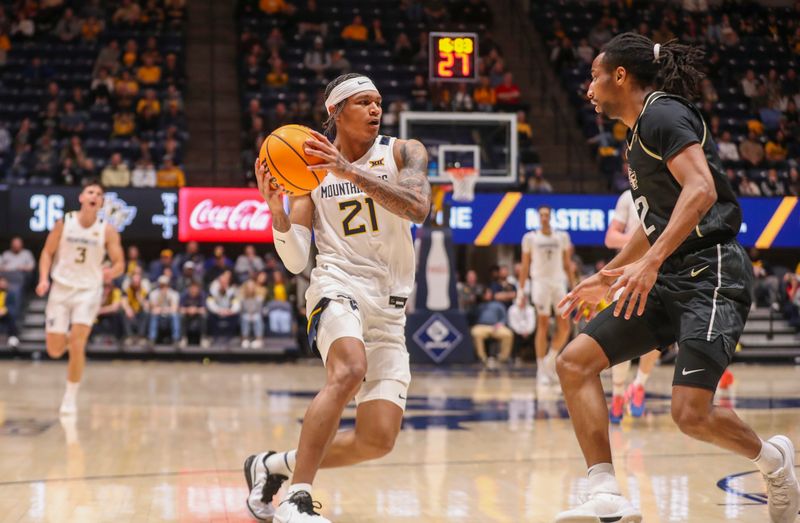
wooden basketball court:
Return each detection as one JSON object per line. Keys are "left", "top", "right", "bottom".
{"left": 0, "top": 360, "right": 797, "bottom": 522}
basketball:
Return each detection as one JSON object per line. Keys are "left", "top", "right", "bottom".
{"left": 259, "top": 124, "right": 327, "bottom": 196}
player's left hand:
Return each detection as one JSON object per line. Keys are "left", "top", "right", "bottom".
{"left": 602, "top": 256, "right": 660, "bottom": 320}
{"left": 303, "top": 129, "right": 354, "bottom": 179}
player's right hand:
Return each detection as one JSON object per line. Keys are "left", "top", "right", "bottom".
{"left": 254, "top": 158, "right": 284, "bottom": 206}
{"left": 36, "top": 279, "right": 49, "bottom": 297}
{"left": 558, "top": 272, "right": 612, "bottom": 322}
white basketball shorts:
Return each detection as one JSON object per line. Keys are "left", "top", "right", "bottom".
{"left": 45, "top": 281, "right": 102, "bottom": 334}
{"left": 532, "top": 279, "right": 568, "bottom": 316}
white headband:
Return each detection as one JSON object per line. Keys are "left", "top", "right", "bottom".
{"left": 653, "top": 43, "right": 661, "bottom": 61}
{"left": 325, "top": 76, "right": 378, "bottom": 115}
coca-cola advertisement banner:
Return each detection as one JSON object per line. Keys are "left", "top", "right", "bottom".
{"left": 178, "top": 188, "right": 275, "bottom": 243}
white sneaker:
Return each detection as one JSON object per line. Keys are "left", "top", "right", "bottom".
{"left": 543, "top": 350, "right": 559, "bottom": 383}
{"left": 242, "top": 339, "right": 251, "bottom": 350}
{"left": 244, "top": 452, "right": 288, "bottom": 521}
{"left": 252, "top": 338, "right": 263, "bottom": 350}
{"left": 555, "top": 492, "right": 642, "bottom": 522}
{"left": 59, "top": 396, "right": 77, "bottom": 417}
{"left": 274, "top": 491, "right": 330, "bottom": 523}
{"left": 764, "top": 435, "right": 800, "bottom": 523}
{"left": 8, "top": 336, "right": 19, "bottom": 348}
{"left": 486, "top": 356, "right": 498, "bottom": 370}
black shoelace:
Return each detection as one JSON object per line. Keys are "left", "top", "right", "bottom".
{"left": 261, "top": 472, "right": 288, "bottom": 503}
{"left": 286, "top": 491, "right": 323, "bottom": 516}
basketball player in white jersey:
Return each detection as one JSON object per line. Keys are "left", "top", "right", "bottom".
{"left": 244, "top": 73, "right": 430, "bottom": 523}
{"left": 36, "top": 181, "right": 124, "bottom": 415}
{"left": 605, "top": 189, "right": 660, "bottom": 423}
{"left": 518, "top": 205, "right": 575, "bottom": 386}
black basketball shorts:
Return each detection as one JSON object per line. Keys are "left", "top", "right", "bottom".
{"left": 582, "top": 240, "right": 753, "bottom": 391}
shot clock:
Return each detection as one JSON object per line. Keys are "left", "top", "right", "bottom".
{"left": 429, "top": 32, "right": 478, "bottom": 83}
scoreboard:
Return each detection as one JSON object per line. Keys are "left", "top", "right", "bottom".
{"left": 429, "top": 32, "right": 478, "bottom": 83}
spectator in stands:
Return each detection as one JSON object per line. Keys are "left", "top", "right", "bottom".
{"left": 739, "top": 174, "right": 762, "bottom": 196}
{"left": 137, "top": 88, "right": 161, "bottom": 117}
{"left": 652, "top": 20, "right": 676, "bottom": 44}
{"left": 175, "top": 261, "right": 198, "bottom": 293}
{"left": 122, "top": 38, "right": 139, "bottom": 69}
{"left": 394, "top": 32, "right": 414, "bottom": 65}
{"left": 471, "top": 288, "right": 513, "bottom": 368}
{"left": 54, "top": 7, "right": 81, "bottom": 42}
{"left": 59, "top": 101, "right": 87, "bottom": 136}
{"left": 101, "top": 153, "right": 131, "bottom": 187}
{"left": 576, "top": 38, "right": 594, "bottom": 65}
{"left": 741, "top": 69, "right": 759, "bottom": 99}
{"left": 0, "top": 276, "right": 19, "bottom": 348}
{"left": 156, "top": 156, "right": 185, "bottom": 188}
{"left": 267, "top": 102, "right": 293, "bottom": 132}
{"left": 235, "top": 245, "right": 266, "bottom": 283}
{"left": 259, "top": 0, "right": 291, "bottom": 16}
{"left": 136, "top": 55, "right": 161, "bottom": 86}
{"left": 180, "top": 280, "right": 206, "bottom": 347}
{"left": 588, "top": 19, "right": 613, "bottom": 49}
{"left": 94, "top": 281, "right": 124, "bottom": 341}
{"left": 148, "top": 275, "right": 180, "bottom": 345}
{"left": 148, "top": 249, "right": 175, "bottom": 282}
{"left": 11, "top": 12, "right": 35, "bottom": 40}
{"left": 205, "top": 246, "right": 233, "bottom": 284}
{"left": 303, "top": 36, "right": 330, "bottom": 79}
{"left": 113, "top": 111, "right": 136, "bottom": 138}
{"left": 717, "top": 131, "right": 740, "bottom": 162}
{"left": 489, "top": 59, "right": 505, "bottom": 87}
{"left": 551, "top": 37, "right": 577, "bottom": 70}
{"left": 341, "top": 15, "right": 367, "bottom": 41}
{"left": 328, "top": 49, "right": 351, "bottom": 77}
{"left": 382, "top": 99, "right": 408, "bottom": 132}
{"left": 490, "top": 265, "right": 516, "bottom": 307}
{"left": 94, "top": 40, "right": 120, "bottom": 76}
{"left": 0, "top": 237, "right": 35, "bottom": 276}
{"left": 131, "top": 158, "right": 156, "bottom": 187}
{"left": 266, "top": 59, "right": 289, "bottom": 88}
{"left": 81, "top": 15, "right": 103, "bottom": 41}
{"left": 725, "top": 168, "right": 743, "bottom": 195}
{"left": 424, "top": 0, "right": 448, "bottom": 23}
{"left": 452, "top": 83, "right": 474, "bottom": 111}
{"left": 788, "top": 167, "right": 800, "bottom": 196}
{"left": 739, "top": 131, "right": 765, "bottom": 167}
{"left": 750, "top": 248, "right": 780, "bottom": 307}
{"left": 124, "top": 246, "right": 145, "bottom": 278}
{"left": 700, "top": 78, "right": 718, "bottom": 104}
{"left": 457, "top": 269, "right": 483, "bottom": 318}
{"left": 242, "top": 54, "right": 263, "bottom": 92}
{"left": 271, "top": 270, "right": 288, "bottom": 302}
{"left": 765, "top": 131, "right": 789, "bottom": 164}
{"left": 239, "top": 279, "right": 265, "bottom": 349}
{"left": 162, "top": 53, "right": 182, "bottom": 88}
{"left": 473, "top": 75, "right": 496, "bottom": 112}
{"left": 113, "top": 0, "right": 142, "bottom": 27}
{"left": 141, "top": 0, "right": 165, "bottom": 28}
{"left": 206, "top": 270, "right": 240, "bottom": 341}
{"left": 31, "top": 134, "right": 59, "bottom": 179}
{"left": 760, "top": 168, "right": 787, "bottom": 196}
{"left": 176, "top": 241, "right": 205, "bottom": 278}
{"left": 370, "top": 18, "right": 386, "bottom": 45}
{"left": 121, "top": 271, "right": 148, "bottom": 344}
{"left": 297, "top": 0, "right": 325, "bottom": 35}
{"left": 496, "top": 72, "right": 521, "bottom": 112}
{"left": 526, "top": 165, "right": 553, "bottom": 193}
{"left": 91, "top": 67, "right": 115, "bottom": 100}
{"left": 410, "top": 74, "right": 430, "bottom": 110}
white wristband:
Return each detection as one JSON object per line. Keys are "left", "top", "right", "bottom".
{"left": 273, "top": 224, "right": 312, "bottom": 274}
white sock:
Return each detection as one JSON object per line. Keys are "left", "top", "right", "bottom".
{"left": 266, "top": 449, "right": 297, "bottom": 476}
{"left": 633, "top": 369, "right": 650, "bottom": 387}
{"left": 287, "top": 482, "right": 312, "bottom": 496}
{"left": 536, "top": 357, "right": 543, "bottom": 369}
{"left": 63, "top": 381, "right": 80, "bottom": 401}
{"left": 587, "top": 462, "right": 621, "bottom": 495}
{"left": 753, "top": 440, "right": 784, "bottom": 475}
{"left": 611, "top": 361, "right": 630, "bottom": 396}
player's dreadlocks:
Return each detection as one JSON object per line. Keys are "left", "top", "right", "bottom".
{"left": 602, "top": 32, "right": 705, "bottom": 100}
{"left": 322, "top": 72, "right": 363, "bottom": 137}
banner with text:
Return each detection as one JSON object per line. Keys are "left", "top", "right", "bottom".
{"left": 443, "top": 194, "right": 800, "bottom": 248}
{"left": 178, "top": 187, "right": 274, "bottom": 243}
{"left": 5, "top": 187, "right": 179, "bottom": 240}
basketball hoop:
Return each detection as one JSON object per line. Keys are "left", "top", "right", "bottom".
{"left": 446, "top": 167, "right": 477, "bottom": 203}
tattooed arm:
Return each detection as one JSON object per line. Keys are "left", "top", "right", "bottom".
{"left": 304, "top": 130, "right": 432, "bottom": 224}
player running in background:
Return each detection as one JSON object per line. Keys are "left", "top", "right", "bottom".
{"left": 36, "top": 181, "right": 124, "bottom": 416}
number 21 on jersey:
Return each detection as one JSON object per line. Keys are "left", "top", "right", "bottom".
{"left": 634, "top": 195, "right": 656, "bottom": 236}
{"left": 339, "top": 197, "right": 380, "bottom": 236}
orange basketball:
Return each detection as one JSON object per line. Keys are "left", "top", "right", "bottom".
{"left": 259, "top": 124, "right": 326, "bottom": 196}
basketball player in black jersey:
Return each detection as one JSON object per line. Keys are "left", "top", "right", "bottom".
{"left": 553, "top": 33, "right": 799, "bottom": 523}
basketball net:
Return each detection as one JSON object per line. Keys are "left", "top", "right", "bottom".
{"left": 446, "top": 167, "right": 477, "bottom": 203}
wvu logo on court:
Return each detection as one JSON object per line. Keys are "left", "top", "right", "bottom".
{"left": 368, "top": 158, "right": 384, "bottom": 168}
{"left": 100, "top": 192, "right": 137, "bottom": 232}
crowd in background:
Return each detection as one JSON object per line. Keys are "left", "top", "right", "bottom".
{"left": 0, "top": 0, "right": 188, "bottom": 187}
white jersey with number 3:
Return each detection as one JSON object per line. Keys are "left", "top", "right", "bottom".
{"left": 51, "top": 212, "right": 107, "bottom": 290}
{"left": 307, "top": 135, "right": 414, "bottom": 305}
{"left": 522, "top": 229, "right": 571, "bottom": 282}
